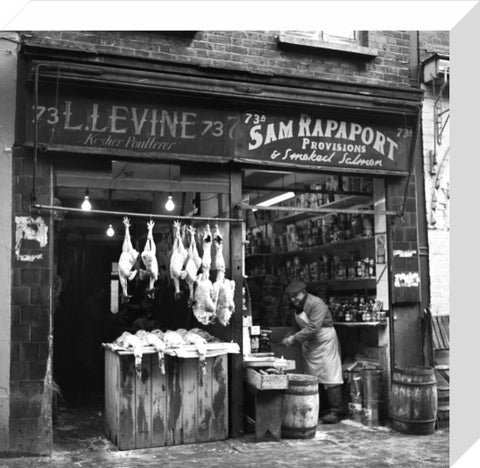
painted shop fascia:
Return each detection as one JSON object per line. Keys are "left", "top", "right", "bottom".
{"left": 25, "top": 83, "right": 416, "bottom": 175}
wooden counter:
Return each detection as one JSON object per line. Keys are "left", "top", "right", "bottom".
{"left": 105, "top": 348, "right": 229, "bottom": 450}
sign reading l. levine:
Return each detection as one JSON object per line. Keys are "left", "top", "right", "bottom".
{"left": 26, "top": 88, "right": 239, "bottom": 157}
{"left": 26, "top": 86, "right": 414, "bottom": 174}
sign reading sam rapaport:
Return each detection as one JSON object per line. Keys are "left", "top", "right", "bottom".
{"left": 235, "top": 111, "right": 413, "bottom": 173}
{"left": 26, "top": 86, "right": 413, "bottom": 174}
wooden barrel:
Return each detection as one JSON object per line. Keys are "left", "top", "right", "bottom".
{"left": 281, "top": 374, "right": 319, "bottom": 439}
{"left": 437, "top": 385, "right": 450, "bottom": 428}
{"left": 391, "top": 366, "right": 437, "bottom": 435}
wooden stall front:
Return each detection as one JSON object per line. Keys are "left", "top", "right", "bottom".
{"left": 105, "top": 347, "right": 233, "bottom": 450}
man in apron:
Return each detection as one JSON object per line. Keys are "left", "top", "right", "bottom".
{"left": 281, "top": 281, "right": 344, "bottom": 424}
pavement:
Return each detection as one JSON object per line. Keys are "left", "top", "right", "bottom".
{"left": 0, "top": 404, "right": 449, "bottom": 468}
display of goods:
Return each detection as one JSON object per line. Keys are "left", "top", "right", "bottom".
{"left": 328, "top": 296, "right": 385, "bottom": 323}
{"left": 168, "top": 222, "right": 236, "bottom": 327}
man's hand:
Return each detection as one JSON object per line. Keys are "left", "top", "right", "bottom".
{"left": 281, "top": 335, "right": 295, "bottom": 347}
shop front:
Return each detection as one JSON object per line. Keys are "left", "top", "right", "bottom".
{"left": 12, "top": 47, "right": 426, "bottom": 451}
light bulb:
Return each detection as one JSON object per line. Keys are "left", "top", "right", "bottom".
{"left": 165, "top": 194, "right": 175, "bottom": 212}
{"left": 106, "top": 224, "right": 115, "bottom": 237}
{"left": 81, "top": 195, "right": 92, "bottom": 211}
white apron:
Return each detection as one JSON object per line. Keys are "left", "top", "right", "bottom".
{"left": 295, "top": 312, "right": 343, "bottom": 385}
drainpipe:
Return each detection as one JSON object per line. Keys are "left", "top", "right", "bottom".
{"left": 410, "top": 31, "right": 432, "bottom": 366}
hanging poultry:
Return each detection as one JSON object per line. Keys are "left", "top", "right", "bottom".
{"left": 141, "top": 220, "right": 159, "bottom": 299}
{"left": 190, "top": 226, "right": 202, "bottom": 271}
{"left": 200, "top": 224, "right": 212, "bottom": 271}
{"left": 169, "top": 221, "right": 188, "bottom": 300}
{"left": 192, "top": 225, "right": 216, "bottom": 325}
{"left": 192, "top": 273, "right": 216, "bottom": 325}
{"left": 212, "top": 224, "right": 226, "bottom": 273}
{"left": 211, "top": 224, "right": 235, "bottom": 326}
{"left": 118, "top": 217, "right": 139, "bottom": 303}
{"left": 184, "top": 226, "right": 201, "bottom": 306}
{"left": 213, "top": 270, "right": 236, "bottom": 326}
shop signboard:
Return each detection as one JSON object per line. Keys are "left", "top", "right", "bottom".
{"left": 26, "top": 86, "right": 414, "bottom": 175}
{"left": 234, "top": 111, "right": 414, "bottom": 174}
{"left": 26, "top": 86, "right": 237, "bottom": 157}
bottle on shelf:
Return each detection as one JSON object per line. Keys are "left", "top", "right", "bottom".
{"left": 356, "top": 260, "right": 364, "bottom": 278}
{"left": 348, "top": 252, "right": 357, "bottom": 279}
{"left": 362, "top": 216, "right": 374, "bottom": 238}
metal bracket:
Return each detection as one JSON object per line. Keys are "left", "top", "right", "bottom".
{"left": 431, "top": 72, "right": 449, "bottom": 175}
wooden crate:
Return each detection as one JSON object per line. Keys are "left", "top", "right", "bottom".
{"left": 246, "top": 368, "right": 288, "bottom": 390}
{"left": 104, "top": 348, "right": 228, "bottom": 450}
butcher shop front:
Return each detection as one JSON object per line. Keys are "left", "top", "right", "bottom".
{"left": 12, "top": 47, "right": 427, "bottom": 452}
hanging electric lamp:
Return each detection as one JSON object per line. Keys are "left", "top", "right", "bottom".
{"left": 81, "top": 189, "right": 92, "bottom": 211}
{"left": 165, "top": 193, "right": 175, "bottom": 212}
{"left": 106, "top": 224, "right": 115, "bottom": 237}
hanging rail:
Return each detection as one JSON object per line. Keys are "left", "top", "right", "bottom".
{"left": 32, "top": 204, "right": 243, "bottom": 224}
{"left": 238, "top": 202, "right": 399, "bottom": 217}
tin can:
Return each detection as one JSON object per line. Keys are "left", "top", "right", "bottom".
{"left": 259, "top": 329, "right": 272, "bottom": 352}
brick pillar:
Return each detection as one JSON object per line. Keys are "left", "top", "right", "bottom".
{"left": 0, "top": 32, "right": 17, "bottom": 454}
{"left": 10, "top": 147, "right": 53, "bottom": 456}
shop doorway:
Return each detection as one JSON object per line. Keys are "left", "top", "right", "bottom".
{"left": 241, "top": 168, "right": 392, "bottom": 399}
{"left": 51, "top": 154, "right": 233, "bottom": 435}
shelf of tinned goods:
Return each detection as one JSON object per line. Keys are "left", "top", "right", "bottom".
{"left": 245, "top": 237, "right": 374, "bottom": 260}
{"left": 272, "top": 195, "right": 373, "bottom": 224}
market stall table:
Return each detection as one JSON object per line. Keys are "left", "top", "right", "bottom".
{"left": 103, "top": 341, "right": 239, "bottom": 450}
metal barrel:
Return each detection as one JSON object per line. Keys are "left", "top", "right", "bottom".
{"left": 346, "top": 369, "right": 363, "bottom": 423}
{"left": 362, "top": 367, "right": 384, "bottom": 427}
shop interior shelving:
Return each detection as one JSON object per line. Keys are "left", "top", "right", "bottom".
{"left": 245, "top": 236, "right": 374, "bottom": 260}
{"left": 270, "top": 194, "right": 372, "bottom": 224}
{"left": 333, "top": 321, "right": 387, "bottom": 327}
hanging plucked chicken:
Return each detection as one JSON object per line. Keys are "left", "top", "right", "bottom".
{"left": 211, "top": 224, "right": 236, "bottom": 326}
{"left": 118, "top": 217, "right": 139, "bottom": 303}
{"left": 192, "top": 224, "right": 216, "bottom": 325}
{"left": 141, "top": 220, "right": 159, "bottom": 299}
{"left": 183, "top": 226, "right": 202, "bottom": 306}
{"left": 169, "top": 221, "right": 188, "bottom": 300}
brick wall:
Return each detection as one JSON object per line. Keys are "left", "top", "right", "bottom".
{"left": 418, "top": 31, "right": 449, "bottom": 62}
{"left": 10, "top": 153, "right": 52, "bottom": 455}
{"left": 22, "top": 30, "right": 413, "bottom": 87}
{"left": 419, "top": 32, "right": 450, "bottom": 317}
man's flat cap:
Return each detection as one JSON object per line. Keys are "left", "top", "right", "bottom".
{"left": 285, "top": 281, "right": 307, "bottom": 295}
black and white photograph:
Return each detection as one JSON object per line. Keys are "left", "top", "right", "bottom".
{"left": 0, "top": 2, "right": 476, "bottom": 467}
